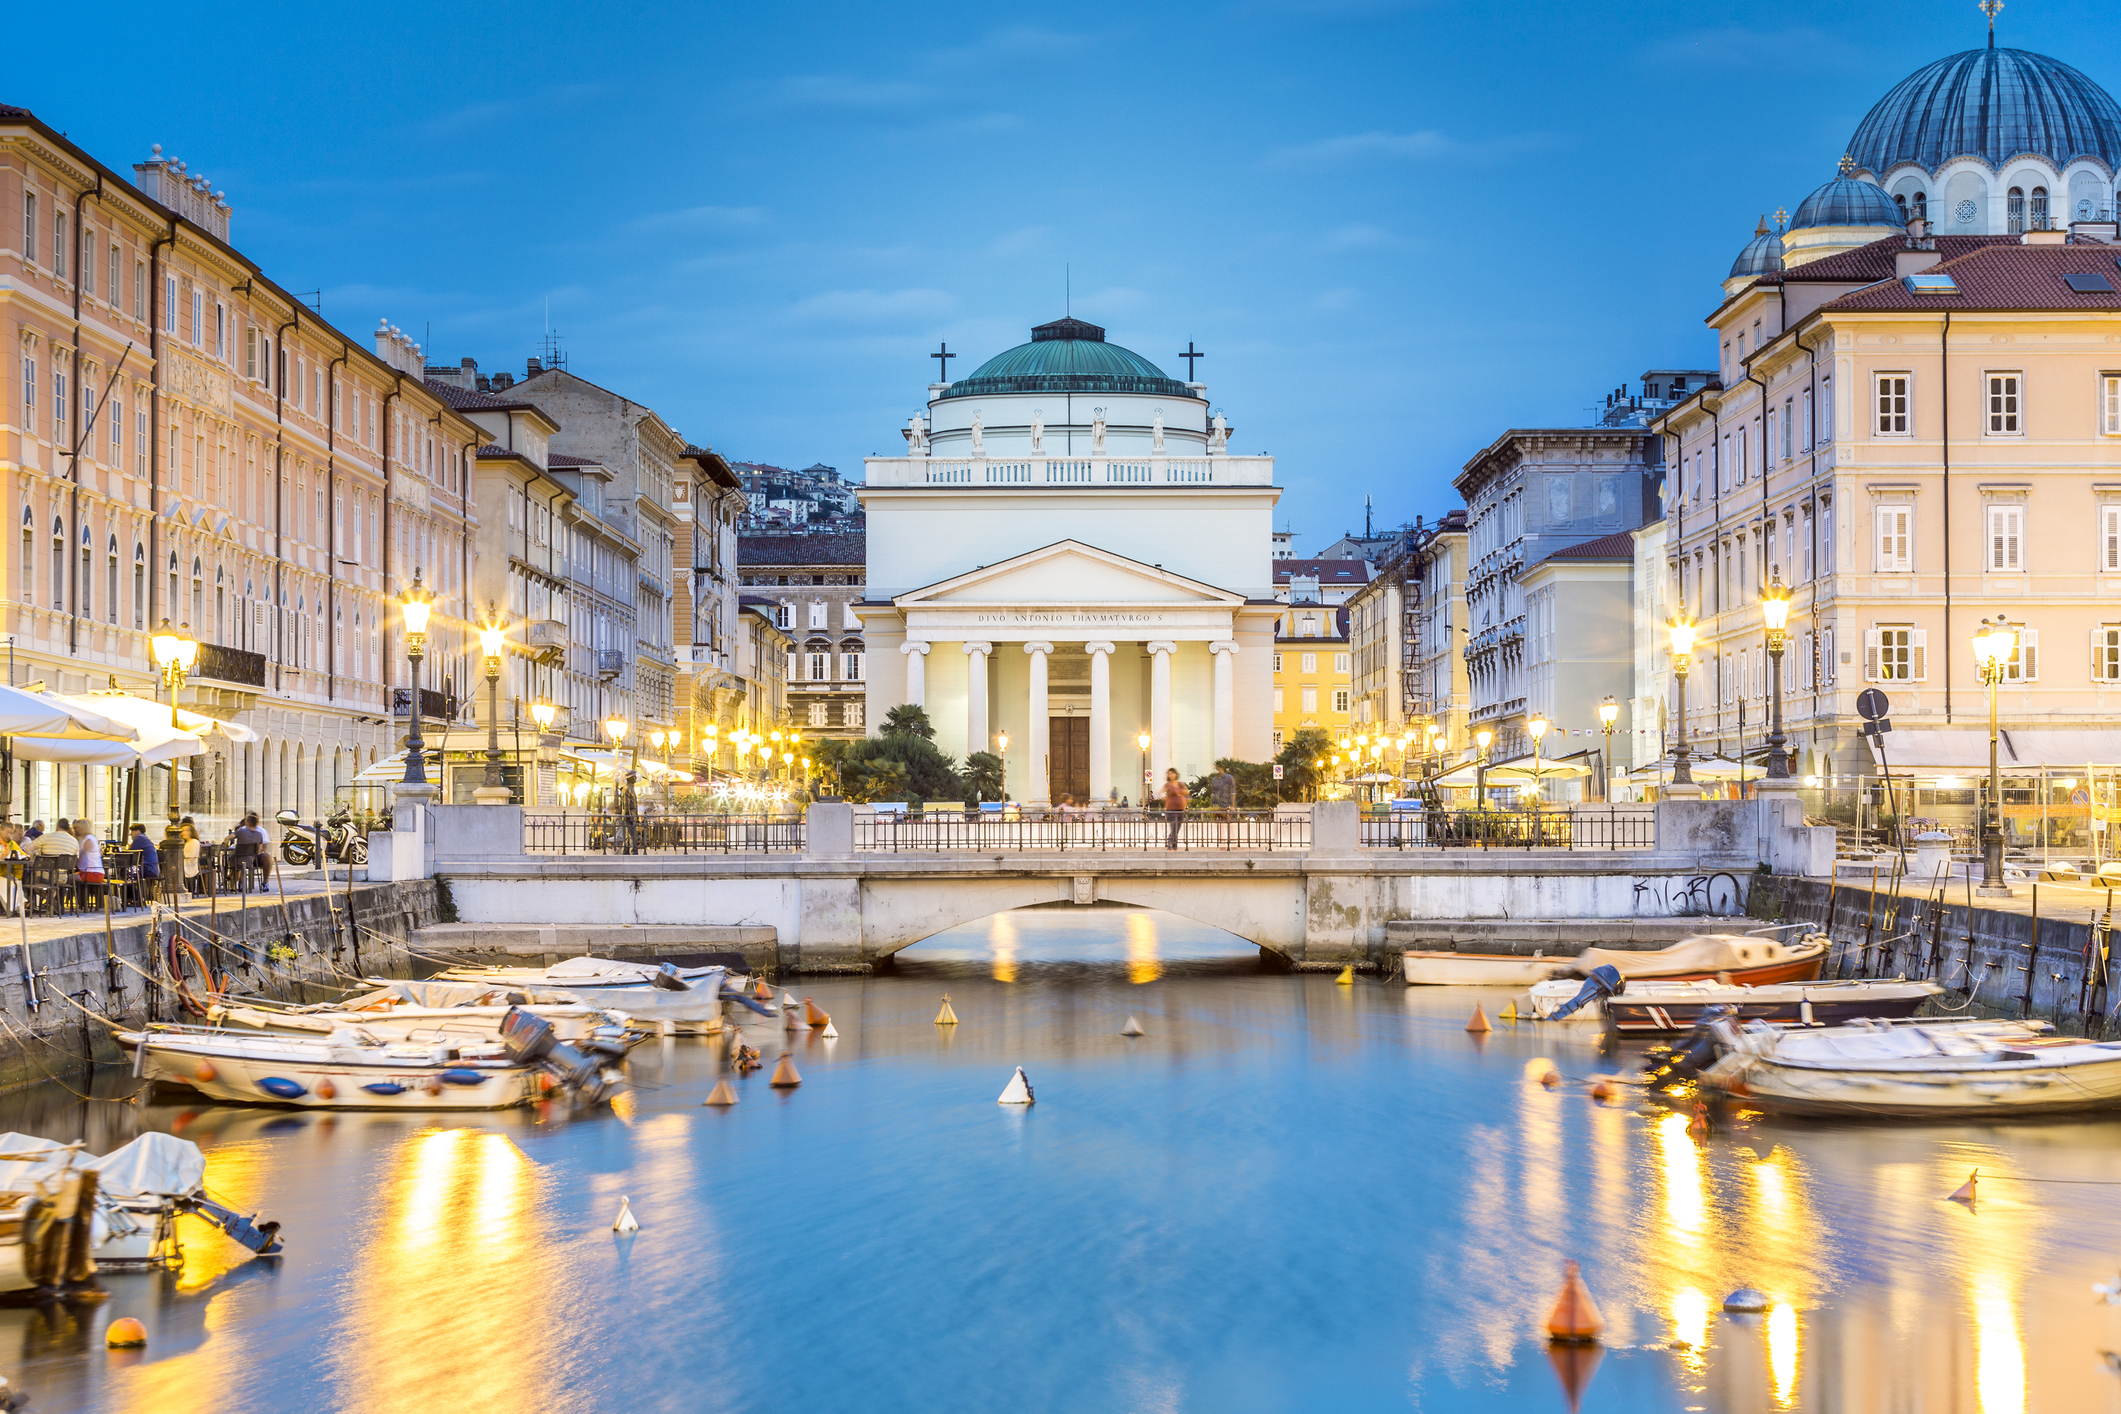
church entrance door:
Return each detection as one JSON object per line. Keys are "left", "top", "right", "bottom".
{"left": 1049, "top": 716, "right": 1090, "bottom": 804}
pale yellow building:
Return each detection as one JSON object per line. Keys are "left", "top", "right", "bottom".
{"left": 1271, "top": 602, "right": 1351, "bottom": 756}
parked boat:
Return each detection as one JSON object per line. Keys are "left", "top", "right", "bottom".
{"left": 1526, "top": 976, "right": 1941, "bottom": 1033}
{"left": 208, "top": 996, "right": 637, "bottom": 1047}
{"left": 0, "top": 1131, "right": 283, "bottom": 1274}
{"left": 119, "top": 1006, "right": 625, "bottom": 1111}
{"left": 1403, "top": 932, "right": 1828, "bottom": 989}
{"left": 1699, "top": 1017, "right": 2121, "bottom": 1118}
{"left": 416, "top": 957, "right": 749, "bottom": 1034}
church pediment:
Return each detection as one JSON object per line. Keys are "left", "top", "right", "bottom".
{"left": 895, "top": 540, "right": 1244, "bottom": 608}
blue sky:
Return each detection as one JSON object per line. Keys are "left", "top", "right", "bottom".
{"left": 14, "top": 1, "right": 2120, "bottom": 548}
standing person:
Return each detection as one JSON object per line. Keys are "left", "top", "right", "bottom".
{"left": 178, "top": 817, "right": 203, "bottom": 895}
{"left": 1209, "top": 763, "right": 1237, "bottom": 845}
{"left": 1161, "top": 768, "right": 1188, "bottom": 850}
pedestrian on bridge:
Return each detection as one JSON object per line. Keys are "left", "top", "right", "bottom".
{"left": 1162, "top": 768, "right": 1189, "bottom": 850}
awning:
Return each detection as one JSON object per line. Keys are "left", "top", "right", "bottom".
{"left": 76, "top": 691, "right": 256, "bottom": 743}
{"left": 1873, "top": 730, "right": 2121, "bottom": 771}
{"left": 0, "top": 685, "right": 134, "bottom": 742}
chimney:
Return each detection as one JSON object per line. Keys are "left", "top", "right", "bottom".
{"left": 526, "top": 356, "right": 544, "bottom": 377}
{"left": 1895, "top": 245, "right": 1943, "bottom": 278}
{"left": 2021, "top": 227, "right": 2068, "bottom": 245}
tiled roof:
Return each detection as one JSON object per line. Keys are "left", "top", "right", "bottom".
{"left": 1541, "top": 531, "right": 1636, "bottom": 561}
{"left": 1273, "top": 558, "right": 1371, "bottom": 581}
{"left": 1823, "top": 240, "right": 2121, "bottom": 312}
{"left": 1758, "top": 234, "right": 2016, "bottom": 286}
{"left": 739, "top": 533, "right": 865, "bottom": 567}
{"left": 547, "top": 453, "right": 602, "bottom": 468}
{"left": 424, "top": 379, "right": 522, "bottom": 411}
{"left": 0, "top": 105, "right": 31, "bottom": 120}
{"left": 474, "top": 443, "right": 511, "bottom": 458}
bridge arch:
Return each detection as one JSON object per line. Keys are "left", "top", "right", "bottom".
{"left": 856, "top": 873, "right": 1305, "bottom": 961}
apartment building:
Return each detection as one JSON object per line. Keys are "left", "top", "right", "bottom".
{"left": 1347, "top": 510, "right": 1469, "bottom": 760}
{"left": 739, "top": 533, "right": 866, "bottom": 739}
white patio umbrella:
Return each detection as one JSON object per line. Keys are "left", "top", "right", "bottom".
{"left": 0, "top": 684, "right": 133, "bottom": 741}
{"left": 9, "top": 690, "right": 213, "bottom": 766}
{"left": 76, "top": 691, "right": 256, "bottom": 743}
{"left": 1484, "top": 756, "right": 1593, "bottom": 784}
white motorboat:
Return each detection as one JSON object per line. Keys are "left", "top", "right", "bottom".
{"left": 1402, "top": 951, "right": 1571, "bottom": 986}
{"left": 1525, "top": 976, "right": 1942, "bottom": 1032}
{"left": 419, "top": 957, "right": 740, "bottom": 1034}
{"left": 0, "top": 1131, "right": 282, "bottom": 1272}
{"left": 119, "top": 1008, "right": 625, "bottom": 1111}
{"left": 1700, "top": 1017, "right": 2121, "bottom": 1118}
{"left": 208, "top": 995, "right": 636, "bottom": 1046}
{"left": 1404, "top": 932, "right": 1828, "bottom": 988}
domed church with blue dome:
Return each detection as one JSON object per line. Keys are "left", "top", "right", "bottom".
{"left": 1726, "top": 18, "right": 2121, "bottom": 279}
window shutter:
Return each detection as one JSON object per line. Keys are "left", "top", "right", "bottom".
{"left": 2019, "top": 629, "right": 2038, "bottom": 681}
{"left": 2105, "top": 506, "right": 2121, "bottom": 572}
{"left": 1909, "top": 628, "right": 1928, "bottom": 681}
{"left": 1863, "top": 628, "right": 1880, "bottom": 681}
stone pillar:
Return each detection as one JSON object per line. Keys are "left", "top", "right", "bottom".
{"left": 1147, "top": 640, "right": 1176, "bottom": 786}
{"left": 964, "top": 641, "right": 992, "bottom": 757}
{"left": 1023, "top": 641, "right": 1054, "bottom": 805}
{"left": 1210, "top": 639, "right": 1239, "bottom": 765}
{"left": 1085, "top": 641, "right": 1115, "bottom": 804}
{"left": 900, "top": 641, "right": 930, "bottom": 708}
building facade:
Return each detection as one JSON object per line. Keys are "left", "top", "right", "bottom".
{"left": 1271, "top": 605, "right": 1350, "bottom": 757}
{"left": 1348, "top": 510, "right": 1469, "bottom": 765}
{"left": 1518, "top": 531, "right": 1634, "bottom": 792}
{"left": 739, "top": 533, "right": 866, "bottom": 739}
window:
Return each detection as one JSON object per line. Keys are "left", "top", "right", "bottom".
{"left": 1987, "top": 504, "right": 2023, "bottom": 570}
{"left": 164, "top": 275, "right": 176, "bottom": 334}
{"left": 1986, "top": 373, "right": 2020, "bottom": 434}
{"left": 105, "top": 536, "right": 117, "bottom": 624}
{"left": 108, "top": 391, "right": 121, "bottom": 454}
{"left": 21, "top": 192, "right": 35, "bottom": 264}
{"left": 2008, "top": 186, "right": 2026, "bottom": 234}
{"left": 1876, "top": 504, "right": 1912, "bottom": 571}
{"left": 1334, "top": 653, "right": 1350, "bottom": 673}
{"left": 132, "top": 543, "right": 145, "bottom": 629}
{"left": 1271, "top": 652, "right": 1283, "bottom": 673}
{"left": 53, "top": 213, "right": 66, "bottom": 280}
{"left": 1876, "top": 375, "right": 1910, "bottom": 435}
{"left": 133, "top": 261, "right": 143, "bottom": 317}
{"left": 1300, "top": 652, "right": 1317, "bottom": 673}
{"left": 246, "top": 328, "right": 257, "bottom": 381}
{"left": 18, "top": 509, "right": 31, "bottom": 603}
{"left": 79, "top": 229, "right": 92, "bottom": 296}
{"left": 18, "top": 349, "right": 31, "bottom": 415}
{"left": 1300, "top": 685, "right": 1318, "bottom": 714}
{"left": 191, "top": 289, "right": 203, "bottom": 347}
{"left": 806, "top": 651, "right": 827, "bottom": 681}
{"left": 1866, "top": 625, "right": 1926, "bottom": 681}
{"left": 2104, "top": 506, "right": 2121, "bottom": 571}
{"left": 1272, "top": 688, "right": 1285, "bottom": 713}
{"left": 808, "top": 600, "right": 826, "bottom": 629}
{"left": 844, "top": 702, "right": 864, "bottom": 731}
{"left": 2005, "top": 628, "right": 2038, "bottom": 681}
{"left": 807, "top": 701, "right": 827, "bottom": 727}
{"left": 50, "top": 518, "right": 63, "bottom": 609}
{"left": 773, "top": 603, "right": 791, "bottom": 630}
{"left": 2105, "top": 376, "right": 2121, "bottom": 435}
{"left": 1332, "top": 688, "right": 1350, "bottom": 714}
{"left": 842, "top": 651, "right": 863, "bottom": 680}
{"left": 108, "top": 246, "right": 118, "bottom": 307}
{"left": 1782, "top": 400, "right": 1793, "bottom": 460}
{"left": 2098, "top": 627, "right": 2121, "bottom": 682}
{"left": 136, "top": 403, "right": 148, "bottom": 476}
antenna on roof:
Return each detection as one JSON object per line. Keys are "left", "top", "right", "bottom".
{"left": 1066, "top": 263, "right": 1070, "bottom": 317}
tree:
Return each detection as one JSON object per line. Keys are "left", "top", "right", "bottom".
{"left": 881, "top": 704, "right": 935, "bottom": 740}
{"left": 963, "top": 751, "right": 1005, "bottom": 804}
{"left": 834, "top": 733, "right": 963, "bottom": 806}
{"left": 1275, "top": 728, "right": 1334, "bottom": 802}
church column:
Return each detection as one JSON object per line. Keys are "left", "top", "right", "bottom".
{"left": 1147, "top": 640, "right": 1176, "bottom": 785}
{"left": 900, "top": 641, "right": 930, "bottom": 708}
{"left": 1085, "top": 641, "right": 1115, "bottom": 804}
{"left": 964, "top": 641, "right": 992, "bottom": 756}
{"left": 1023, "top": 641, "right": 1053, "bottom": 805}
{"left": 1210, "top": 640, "right": 1239, "bottom": 764}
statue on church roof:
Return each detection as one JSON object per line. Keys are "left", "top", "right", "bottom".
{"left": 1152, "top": 410, "right": 1165, "bottom": 452}
{"left": 1209, "top": 413, "right": 1229, "bottom": 452}
{"left": 1030, "top": 410, "right": 1044, "bottom": 452}
{"left": 1091, "top": 409, "right": 1107, "bottom": 455}
{"left": 970, "top": 410, "right": 985, "bottom": 455}
{"left": 906, "top": 411, "right": 927, "bottom": 454}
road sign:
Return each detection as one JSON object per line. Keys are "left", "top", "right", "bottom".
{"left": 1272, "top": 764, "right": 1285, "bottom": 780}
{"left": 1856, "top": 688, "right": 1890, "bottom": 722}
{"left": 1863, "top": 717, "right": 1892, "bottom": 737}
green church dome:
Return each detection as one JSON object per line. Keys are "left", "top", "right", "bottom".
{"left": 945, "top": 318, "right": 1194, "bottom": 399}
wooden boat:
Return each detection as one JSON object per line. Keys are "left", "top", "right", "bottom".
{"left": 1526, "top": 977, "right": 1941, "bottom": 1033}
{"left": 1404, "top": 932, "right": 1828, "bottom": 988}
{"left": 1701, "top": 1017, "right": 2121, "bottom": 1118}
{"left": 0, "top": 1137, "right": 105, "bottom": 1298}
{"left": 0, "top": 1132, "right": 282, "bottom": 1273}
{"left": 417, "top": 958, "right": 738, "bottom": 1034}
{"left": 208, "top": 998, "right": 640, "bottom": 1047}
{"left": 119, "top": 1009, "right": 625, "bottom": 1111}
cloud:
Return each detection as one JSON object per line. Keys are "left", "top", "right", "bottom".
{"left": 1322, "top": 223, "right": 1408, "bottom": 252}
{"left": 777, "top": 75, "right": 936, "bottom": 110}
{"left": 786, "top": 288, "right": 957, "bottom": 324}
{"left": 623, "top": 205, "right": 769, "bottom": 235}
{"left": 1264, "top": 128, "right": 1557, "bottom": 172}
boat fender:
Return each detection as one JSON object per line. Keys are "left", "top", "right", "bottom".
{"left": 1550, "top": 966, "right": 1624, "bottom": 1022}
{"left": 423, "top": 1076, "right": 445, "bottom": 1096}
{"left": 315, "top": 1079, "right": 337, "bottom": 1100}
{"left": 195, "top": 1061, "right": 217, "bottom": 1083}
{"left": 440, "top": 1069, "right": 489, "bottom": 1086}
{"left": 361, "top": 1082, "right": 407, "bottom": 1096}
{"left": 257, "top": 1077, "right": 308, "bottom": 1100}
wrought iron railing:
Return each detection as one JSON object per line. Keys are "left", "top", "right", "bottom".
{"left": 523, "top": 813, "right": 805, "bottom": 855}
{"left": 855, "top": 808, "right": 1310, "bottom": 853}
{"left": 1361, "top": 807, "right": 1656, "bottom": 850}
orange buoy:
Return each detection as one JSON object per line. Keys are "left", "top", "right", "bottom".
{"left": 424, "top": 1075, "right": 444, "bottom": 1096}
{"left": 704, "top": 1079, "right": 739, "bottom": 1106}
{"left": 770, "top": 1053, "right": 802, "bottom": 1088}
{"left": 1465, "top": 1004, "right": 1491, "bottom": 1034}
{"left": 315, "top": 1079, "right": 337, "bottom": 1101}
{"left": 1546, "top": 1260, "right": 1605, "bottom": 1343}
{"left": 1687, "top": 1100, "right": 1710, "bottom": 1137}
{"left": 195, "top": 1061, "right": 217, "bottom": 1083}
{"left": 804, "top": 998, "right": 831, "bottom": 1028}
{"left": 1947, "top": 1169, "right": 1978, "bottom": 1206}
{"left": 1589, "top": 1078, "right": 1615, "bottom": 1102}
{"left": 1539, "top": 1069, "right": 1562, "bottom": 1089}
{"left": 106, "top": 1316, "right": 147, "bottom": 1348}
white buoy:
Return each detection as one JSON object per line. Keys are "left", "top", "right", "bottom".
{"left": 781, "top": 989, "right": 798, "bottom": 1008}
{"left": 612, "top": 1196, "right": 640, "bottom": 1233}
{"left": 997, "top": 1066, "right": 1035, "bottom": 1105}
{"left": 821, "top": 1018, "right": 839, "bottom": 1038}
{"left": 1121, "top": 1016, "right": 1145, "bottom": 1037}
{"left": 1722, "top": 1287, "right": 1769, "bottom": 1313}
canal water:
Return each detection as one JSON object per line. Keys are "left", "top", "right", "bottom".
{"left": 2, "top": 906, "right": 2119, "bottom": 1413}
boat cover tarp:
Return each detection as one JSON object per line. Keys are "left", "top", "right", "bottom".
{"left": 1574, "top": 934, "right": 1801, "bottom": 978}
{"left": 0, "top": 1132, "right": 76, "bottom": 1191}
{"left": 81, "top": 1132, "right": 205, "bottom": 1200}
{"left": 541, "top": 956, "right": 719, "bottom": 983}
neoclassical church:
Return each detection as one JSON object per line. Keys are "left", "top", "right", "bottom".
{"left": 857, "top": 318, "right": 1281, "bottom": 804}
{"left": 1726, "top": 25, "right": 2121, "bottom": 287}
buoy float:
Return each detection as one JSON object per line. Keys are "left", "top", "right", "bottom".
{"left": 1688, "top": 1100, "right": 1710, "bottom": 1137}
{"left": 935, "top": 995, "right": 959, "bottom": 1026}
{"left": 1722, "top": 1287, "right": 1770, "bottom": 1313}
{"left": 821, "top": 1019, "right": 839, "bottom": 1038}
{"left": 1589, "top": 1078, "right": 1615, "bottom": 1102}
{"left": 1501, "top": 1000, "right": 1519, "bottom": 1022}
{"left": 1121, "top": 1016, "right": 1145, "bottom": 1037}
{"left": 1546, "top": 1260, "right": 1605, "bottom": 1343}
{"left": 998, "top": 1066, "right": 1035, "bottom": 1105}
{"left": 1465, "top": 1004, "right": 1491, "bottom": 1034}
{"left": 1539, "top": 1069, "right": 1562, "bottom": 1089}
{"left": 612, "top": 1197, "right": 639, "bottom": 1234}
{"left": 782, "top": 1003, "right": 801, "bottom": 1031}
{"left": 703, "top": 1079, "right": 739, "bottom": 1107}
{"left": 780, "top": 989, "right": 798, "bottom": 1010}
{"left": 804, "top": 998, "right": 831, "bottom": 1028}
{"left": 195, "top": 1061, "right": 217, "bottom": 1083}
{"left": 1334, "top": 966, "right": 1354, "bottom": 985}
{"left": 105, "top": 1316, "right": 147, "bottom": 1348}
{"left": 752, "top": 975, "right": 773, "bottom": 1000}
{"left": 1947, "top": 1169, "right": 1978, "bottom": 1206}
{"left": 770, "top": 1053, "right": 802, "bottom": 1087}
{"left": 315, "top": 1079, "right": 337, "bottom": 1101}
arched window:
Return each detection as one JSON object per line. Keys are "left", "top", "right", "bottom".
{"left": 214, "top": 565, "right": 226, "bottom": 645}
{"left": 133, "top": 542, "right": 145, "bottom": 630}
{"left": 1913, "top": 191, "right": 1928, "bottom": 222}
{"left": 2031, "top": 185, "right": 2049, "bottom": 229}
{"left": 2007, "top": 186, "right": 2026, "bottom": 234}
{"left": 50, "top": 518, "right": 64, "bottom": 610}
{"left": 106, "top": 534, "right": 118, "bottom": 625}
{"left": 190, "top": 555, "right": 203, "bottom": 636}
{"left": 19, "top": 508, "right": 33, "bottom": 604}
{"left": 78, "top": 525, "right": 92, "bottom": 622}
{"left": 1894, "top": 193, "right": 1907, "bottom": 220}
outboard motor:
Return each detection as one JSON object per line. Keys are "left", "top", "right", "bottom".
{"left": 501, "top": 1005, "right": 607, "bottom": 1093}
{"left": 720, "top": 976, "right": 777, "bottom": 1018}
{"left": 1548, "top": 964, "right": 1624, "bottom": 1022}
{"left": 180, "top": 1195, "right": 284, "bottom": 1256}
{"left": 652, "top": 962, "right": 692, "bottom": 993}
{"left": 1643, "top": 1005, "right": 1737, "bottom": 1092}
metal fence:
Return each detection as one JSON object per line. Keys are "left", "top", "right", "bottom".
{"left": 523, "top": 813, "right": 805, "bottom": 855}
{"left": 855, "top": 808, "right": 1311, "bottom": 853}
{"left": 1361, "top": 807, "right": 1657, "bottom": 851}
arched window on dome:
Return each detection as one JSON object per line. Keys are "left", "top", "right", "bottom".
{"left": 1894, "top": 194, "right": 1907, "bottom": 221}
{"left": 1912, "top": 192, "right": 1927, "bottom": 223}
{"left": 2007, "top": 187, "right": 2025, "bottom": 235}
{"left": 2030, "top": 186, "right": 2049, "bottom": 231}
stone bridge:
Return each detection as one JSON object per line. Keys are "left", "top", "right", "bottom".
{"left": 412, "top": 801, "right": 1798, "bottom": 972}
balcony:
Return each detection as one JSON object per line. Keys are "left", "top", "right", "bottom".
{"left": 193, "top": 643, "right": 266, "bottom": 687}
{"left": 863, "top": 453, "right": 1275, "bottom": 488}
{"left": 596, "top": 649, "right": 625, "bottom": 681}
{"left": 392, "top": 687, "right": 457, "bottom": 720}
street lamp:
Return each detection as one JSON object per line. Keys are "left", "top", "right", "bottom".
{"left": 1598, "top": 697, "right": 1620, "bottom": 802}
{"left": 478, "top": 613, "right": 508, "bottom": 801}
{"left": 996, "top": 729, "right": 1009, "bottom": 802}
{"left": 604, "top": 711, "right": 631, "bottom": 812}
{"left": 1760, "top": 575, "right": 1793, "bottom": 779}
{"left": 1527, "top": 713, "right": 1549, "bottom": 809}
{"left": 1137, "top": 730, "right": 1151, "bottom": 802}
{"left": 150, "top": 619, "right": 199, "bottom": 853}
{"left": 1973, "top": 617, "right": 2020, "bottom": 895}
{"left": 1474, "top": 726, "right": 1494, "bottom": 809}
{"left": 398, "top": 572, "right": 434, "bottom": 787}
{"left": 1668, "top": 616, "right": 1697, "bottom": 790}
{"left": 529, "top": 699, "right": 556, "bottom": 733}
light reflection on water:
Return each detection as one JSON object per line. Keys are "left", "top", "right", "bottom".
{"left": 0, "top": 906, "right": 2114, "bottom": 1412}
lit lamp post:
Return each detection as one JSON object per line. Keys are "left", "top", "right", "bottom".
{"left": 1973, "top": 617, "right": 2019, "bottom": 896}
{"left": 1598, "top": 696, "right": 1620, "bottom": 802}
{"left": 529, "top": 698, "right": 557, "bottom": 808}
{"left": 996, "top": 730, "right": 1009, "bottom": 802}
{"left": 398, "top": 573, "right": 434, "bottom": 787}
{"left": 1668, "top": 617, "right": 1698, "bottom": 795}
{"left": 476, "top": 615, "right": 509, "bottom": 804}
{"left": 150, "top": 619, "right": 199, "bottom": 858}
{"left": 1137, "top": 731, "right": 1150, "bottom": 803}
{"left": 1760, "top": 575, "right": 1793, "bottom": 781}
{"left": 605, "top": 711, "right": 630, "bottom": 815}
{"left": 1527, "top": 713, "right": 1549, "bottom": 809}
{"left": 1474, "top": 726, "right": 1493, "bottom": 809}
